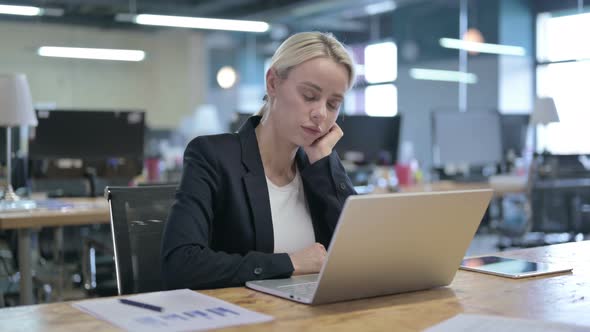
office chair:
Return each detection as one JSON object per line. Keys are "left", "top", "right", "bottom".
{"left": 493, "top": 154, "right": 590, "bottom": 249}
{"left": 493, "top": 160, "right": 536, "bottom": 250}
{"left": 105, "top": 184, "right": 177, "bottom": 295}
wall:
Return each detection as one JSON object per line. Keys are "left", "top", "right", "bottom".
{"left": 0, "top": 21, "right": 207, "bottom": 129}
{"left": 397, "top": 56, "right": 500, "bottom": 174}
{"left": 498, "top": 0, "right": 534, "bottom": 113}
{"left": 392, "top": 0, "right": 534, "bottom": 174}
{"left": 390, "top": 0, "right": 502, "bottom": 173}
{"left": 205, "top": 32, "right": 266, "bottom": 129}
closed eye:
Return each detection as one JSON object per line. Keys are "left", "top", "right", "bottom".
{"left": 328, "top": 100, "right": 342, "bottom": 111}
{"left": 302, "top": 93, "right": 317, "bottom": 102}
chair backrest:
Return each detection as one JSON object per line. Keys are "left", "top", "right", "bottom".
{"left": 105, "top": 185, "right": 176, "bottom": 295}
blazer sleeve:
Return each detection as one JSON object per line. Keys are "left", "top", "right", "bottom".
{"left": 299, "top": 151, "right": 357, "bottom": 239}
{"left": 161, "top": 136, "right": 293, "bottom": 290}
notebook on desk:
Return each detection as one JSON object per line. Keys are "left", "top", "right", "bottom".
{"left": 246, "top": 189, "right": 493, "bottom": 305}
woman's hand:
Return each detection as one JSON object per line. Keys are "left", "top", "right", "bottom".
{"left": 289, "top": 243, "right": 327, "bottom": 275}
{"left": 303, "top": 123, "right": 343, "bottom": 164}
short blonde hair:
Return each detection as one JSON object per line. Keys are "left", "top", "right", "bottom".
{"left": 258, "top": 31, "right": 356, "bottom": 116}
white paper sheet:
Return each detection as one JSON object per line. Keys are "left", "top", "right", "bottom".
{"left": 72, "top": 289, "right": 273, "bottom": 331}
{"left": 425, "top": 314, "right": 590, "bottom": 332}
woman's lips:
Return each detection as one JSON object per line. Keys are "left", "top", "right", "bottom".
{"left": 302, "top": 126, "right": 322, "bottom": 136}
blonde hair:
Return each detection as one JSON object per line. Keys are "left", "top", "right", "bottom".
{"left": 257, "top": 31, "right": 356, "bottom": 117}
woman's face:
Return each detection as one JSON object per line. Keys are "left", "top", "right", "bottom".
{"left": 267, "top": 57, "right": 349, "bottom": 147}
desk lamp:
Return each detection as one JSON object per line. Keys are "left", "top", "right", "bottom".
{"left": 0, "top": 73, "right": 38, "bottom": 211}
{"left": 530, "top": 97, "right": 560, "bottom": 154}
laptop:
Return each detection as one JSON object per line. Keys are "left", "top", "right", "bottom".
{"left": 246, "top": 189, "right": 493, "bottom": 305}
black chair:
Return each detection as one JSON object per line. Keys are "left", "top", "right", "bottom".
{"left": 105, "top": 185, "right": 176, "bottom": 295}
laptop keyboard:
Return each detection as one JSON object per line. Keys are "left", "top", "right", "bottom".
{"left": 279, "top": 281, "right": 318, "bottom": 297}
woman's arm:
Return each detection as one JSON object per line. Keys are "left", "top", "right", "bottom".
{"left": 161, "top": 136, "right": 293, "bottom": 290}
{"left": 299, "top": 151, "right": 356, "bottom": 239}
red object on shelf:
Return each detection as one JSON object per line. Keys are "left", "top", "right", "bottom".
{"left": 395, "top": 163, "right": 413, "bottom": 187}
{"left": 145, "top": 158, "right": 160, "bottom": 182}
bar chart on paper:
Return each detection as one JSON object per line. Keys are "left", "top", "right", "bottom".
{"left": 72, "top": 289, "right": 273, "bottom": 331}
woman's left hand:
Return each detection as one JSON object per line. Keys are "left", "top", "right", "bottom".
{"left": 303, "top": 123, "right": 343, "bottom": 164}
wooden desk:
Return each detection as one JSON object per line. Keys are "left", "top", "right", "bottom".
{"left": 0, "top": 198, "right": 110, "bottom": 305}
{"left": 400, "top": 180, "right": 492, "bottom": 194}
{"left": 1, "top": 241, "right": 588, "bottom": 331}
{"left": 400, "top": 176, "right": 528, "bottom": 197}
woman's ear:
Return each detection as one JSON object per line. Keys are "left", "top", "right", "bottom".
{"left": 265, "top": 68, "right": 279, "bottom": 98}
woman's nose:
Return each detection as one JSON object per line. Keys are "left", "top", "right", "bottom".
{"left": 311, "top": 103, "right": 327, "bottom": 122}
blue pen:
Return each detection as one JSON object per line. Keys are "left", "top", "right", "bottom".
{"left": 119, "top": 298, "right": 163, "bottom": 312}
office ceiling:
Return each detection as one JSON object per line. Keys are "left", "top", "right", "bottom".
{"left": 0, "top": 0, "right": 577, "bottom": 41}
{"left": 0, "top": 0, "right": 574, "bottom": 36}
{"left": 0, "top": 0, "right": 422, "bottom": 32}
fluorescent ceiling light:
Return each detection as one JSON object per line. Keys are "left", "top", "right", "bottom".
{"left": 37, "top": 47, "right": 145, "bottom": 62}
{"left": 365, "top": 1, "right": 396, "bottom": 16}
{"left": 409, "top": 68, "right": 478, "bottom": 84}
{"left": 0, "top": 4, "right": 41, "bottom": 16}
{"left": 128, "top": 14, "right": 269, "bottom": 33}
{"left": 440, "top": 38, "right": 526, "bottom": 56}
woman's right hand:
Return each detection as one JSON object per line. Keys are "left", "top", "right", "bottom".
{"left": 303, "top": 123, "right": 344, "bottom": 165}
{"left": 289, "top": 243, "right": 327, "bottom": 275}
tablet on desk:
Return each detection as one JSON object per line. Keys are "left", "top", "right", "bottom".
{"left": 460, "top": 256, "right": 573, "bottom": 278}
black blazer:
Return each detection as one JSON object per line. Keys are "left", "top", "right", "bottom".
{"left": 161, "top": 116, "right": 356, "bottom": 290}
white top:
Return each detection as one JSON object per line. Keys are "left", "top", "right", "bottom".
{"left": 266, "top": 168, "right": 315, "bottom": 253}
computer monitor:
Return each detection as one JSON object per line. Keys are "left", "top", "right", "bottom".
{"left": 335, "top": 115, "right": 401, "bottom": 164}
{"left": 500, "top": 114, "right": 530, "bottom": 158}
{"left": 432, "top": 111, "right": 502, "bottom": 167}
{"left": 144, "top": 127, "right": 174, "bottom": 158}
{"left": 29, "top": 110, "right": 145, "bottom": 159}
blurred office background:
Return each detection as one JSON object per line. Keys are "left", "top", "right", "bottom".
{"left": 0, "top": 0, "right": 589, "bottom": 306}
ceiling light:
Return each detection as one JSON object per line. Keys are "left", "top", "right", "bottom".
{"left": 409, "top": 68, "right": 478, "bottom": 84}
{"left": 365, "top": 1, "right": 396, "bottom": 16}
{"left": 217, "top": 66, "right": 238, "bottom": 89}
{"left": 463, "top": 28, "right": 485, "bottom": 43}
{"left": 0, "top": 4, "right": 41, "bottom": 16}
{"left": 37, "top": 47, "right": 145, "bottom": 62}
{"left": 462, "top": 28, "right": 485, "bottom": 55}
{"left": 439, "top": 38, "right": 526, "bottom": 56}
{"left": 117, "top": 13, "right": 269, "bottom": 33}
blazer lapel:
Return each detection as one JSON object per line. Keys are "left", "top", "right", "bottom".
{"left": 238, "top": 116, "right": 274, "bottom": 253}
{"left": 295, "top": 148, "right": 328, "bottom": 245}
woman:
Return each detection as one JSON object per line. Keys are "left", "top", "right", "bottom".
{"left": 162, "top": 31, "right": 357, "bottom": 290}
